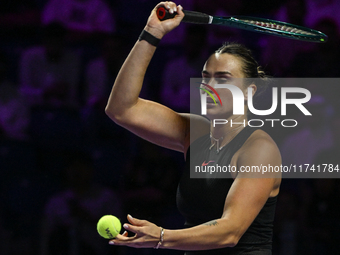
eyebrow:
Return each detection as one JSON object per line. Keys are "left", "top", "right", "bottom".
{"left": 202, "top": 70, "right": 233, "bottom": 76}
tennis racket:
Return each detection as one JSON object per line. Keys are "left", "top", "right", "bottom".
{"left": 156, "top": 6, "right": 327, "bottom": 43}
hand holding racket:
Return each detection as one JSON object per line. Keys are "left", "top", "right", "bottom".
{"left": 143, "top": 2, "right": 184, "bottom": 40}
{"left": 156, "top": 5, "right": 327, "bottom": 42}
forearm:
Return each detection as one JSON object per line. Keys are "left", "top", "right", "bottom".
{"left": 105, "top": 28, "right": 160, "bottom": 119}
{"left": 106, "top": 2, "right": 184, "bottom": 122}
{"left": 161, "top": 218, "right": 241, "bottom": 251}
{"left": 102, "top": 3, "right": 189, "bottom": 151}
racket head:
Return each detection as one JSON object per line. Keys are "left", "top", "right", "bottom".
{"left": 156, "top": 5, "right": 328, "bottom": 43}
{"left": 212, "top": 16, "right": 328, "bottom": 43}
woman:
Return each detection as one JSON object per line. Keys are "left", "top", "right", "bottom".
{"left": 105, "top": 2, "right": 281, "bottom": 254}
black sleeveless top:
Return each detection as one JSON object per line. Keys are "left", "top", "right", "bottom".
{"left": 176, "top": 126, "right": 277, "bottom": 254}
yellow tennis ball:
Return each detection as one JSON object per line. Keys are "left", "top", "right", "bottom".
{"left": 97, "top": 215, "right": 122, "bottom": 239}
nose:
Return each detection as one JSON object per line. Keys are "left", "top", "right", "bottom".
{"left": 200, "top": 85, "right": 216, "bottom": 99}
{"left": 200, "top": 83, "right": 212, "bottom": 95}
{"left": 200, "top": 78, "right": 217, "bottom": 94}
{"left": 202, "top": 77, "right": 217, "bottom": 87}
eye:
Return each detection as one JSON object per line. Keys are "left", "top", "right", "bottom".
{"left": 201, "top": 77, "right": 210, "bottom": 84}
{"left": 216, "top": 78, "right": 230, "bottom": 84}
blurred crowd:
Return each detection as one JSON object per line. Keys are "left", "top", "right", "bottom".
{"left": 0, "top": 0, "right": 340, "bottom": 254}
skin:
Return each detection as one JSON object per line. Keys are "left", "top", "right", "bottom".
{"left": 201, "top": 53, "right": 257, "bottom": 142}
{"left": 105, "top": 1, "right": 281, "bottom": 251}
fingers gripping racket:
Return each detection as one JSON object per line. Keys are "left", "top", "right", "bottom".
{"left": 156, "top": 6, "right": 328, "bottom": 43}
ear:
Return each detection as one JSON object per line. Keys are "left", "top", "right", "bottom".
{"left": 244, "top": 84, "right": 257, "bottom": 101}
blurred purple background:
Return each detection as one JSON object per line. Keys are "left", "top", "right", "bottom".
{"left": 0, "top": 0, "right": 340, "bottom": 254}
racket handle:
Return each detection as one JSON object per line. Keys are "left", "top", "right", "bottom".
{"left": 156, "top": 6, "right": 211, "bottom": 24}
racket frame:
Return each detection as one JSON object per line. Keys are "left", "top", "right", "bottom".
{"left": 156, "top": 6, "right": 328, "bottom": 43}
{"left": 211, "top": 16, "right": 327, "bottom": 42}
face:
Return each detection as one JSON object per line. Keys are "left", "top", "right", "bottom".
{"left": 201, "top": 53, "right": 252, "bottom": 119}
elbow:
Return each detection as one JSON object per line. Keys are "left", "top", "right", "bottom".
{"left": 226, "top": 236, "right": 239, "bottom": 248}
{"left": 105, "top": 103, "right": 121, "bottom": 124}
{"left": 105, "top": 102, "right": 131, "bottom": 126}
{"left": 229, "top": 235, "right": 240, "bottom": 247}
{"left": 104, "top": 104, "right": 112, "bottom": 117}
{"left": 219, "top": 234, "right": 240, "bottom": 248}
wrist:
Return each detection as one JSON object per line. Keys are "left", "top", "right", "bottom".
{"left": 154, "top": 227, "right": 164, "bottom": 249}
{"left": 139, "top": 29, "right": 161, "bottom": 47}
{"left": 144, "top": 25, "right": 165, "bottom": 40}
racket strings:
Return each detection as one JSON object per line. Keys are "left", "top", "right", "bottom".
{"left": 243, "top": 20, "right": 315, "bottom": 36}
{"left": 255, "top": 28, "right": 320, "bottom": 41}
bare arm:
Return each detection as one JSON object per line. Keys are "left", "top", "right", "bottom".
{"left": 105, "top": 2, "right": 205, "bottom": 153}
{"left": 112, "top": 131, "right": 281, "bottom": 250}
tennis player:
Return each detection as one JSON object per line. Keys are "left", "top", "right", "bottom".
{"left": 105, "top": 2, "right": 281, "bottom": 254}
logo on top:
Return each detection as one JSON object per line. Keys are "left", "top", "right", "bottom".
{"left": 202, "top": 160, "right": 215, "bottom": 166}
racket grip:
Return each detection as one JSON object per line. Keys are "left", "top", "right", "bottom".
{"left": 156, "top": 6, "right": 211, "bottom": 24}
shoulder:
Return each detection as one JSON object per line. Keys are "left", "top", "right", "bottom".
{"left": 236, "top": 129, "right": 282, "bottom": 172}
{"left": 186, "top": 113, "right": 210, "bottom": 140}
{"left": 245, "top": 129, "right": 279, "bottom": 151}
{"left": 180, "top": 113, "right": 210, "bottom": 157}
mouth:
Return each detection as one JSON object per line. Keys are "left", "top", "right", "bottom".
{"left": 207, "top": 97, "right": 219, "bottom": 105}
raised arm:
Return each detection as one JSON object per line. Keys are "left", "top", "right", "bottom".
{"left": 105, "top": 2, "right": 207, "bottom": 153}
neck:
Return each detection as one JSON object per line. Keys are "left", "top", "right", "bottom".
{"left": 209, "top": 115, "right": 247, "bottom": 152}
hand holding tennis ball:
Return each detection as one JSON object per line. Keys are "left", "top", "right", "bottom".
{"left": 97, "top": 215, "right": 122, "bottom": 239}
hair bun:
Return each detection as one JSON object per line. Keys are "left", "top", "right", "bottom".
{"left": 257, "top": 66, "right": 266, "bottom": 79}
